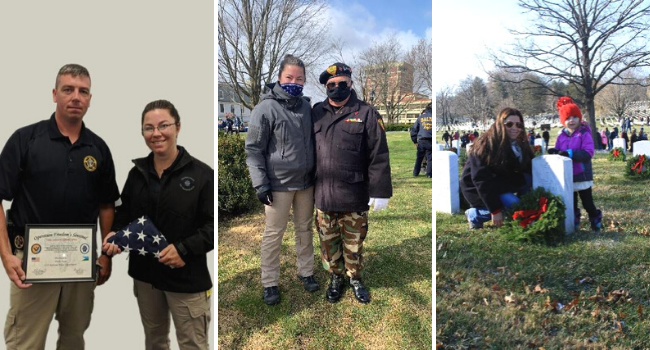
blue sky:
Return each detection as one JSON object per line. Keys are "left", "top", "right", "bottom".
{"left": 348, "top": 0, "right": 432, "bottom": 39}
{"left": 303, "top": 0, "right": 432, "bottom": 99}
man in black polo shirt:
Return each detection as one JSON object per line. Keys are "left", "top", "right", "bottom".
{"left": 0, "top": 64, "right": 120, "bottom": 349}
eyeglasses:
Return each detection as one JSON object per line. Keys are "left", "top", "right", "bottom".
{"left": 326, "top": 81, "right": 350, "bottom": 89}
{"left": 142, "top": 122, "right": 178, "bottom": 134}
{"left": 504, "top": 121, "right": 524, "bottom": 129}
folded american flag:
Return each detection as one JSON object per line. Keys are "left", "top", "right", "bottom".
{"left": 107, "top": 216, "right": 169, "bottom": 258}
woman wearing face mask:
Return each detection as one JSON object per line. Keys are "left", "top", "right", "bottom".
{"left": 460, "top": 107, "right": 533, "bottom": 229}
{"left": 244, "top": 54, "right": 318, "bottom": 306}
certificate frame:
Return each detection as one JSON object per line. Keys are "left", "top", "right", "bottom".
{"left": 22, "top": 224, "right": 97, "bottom": 283}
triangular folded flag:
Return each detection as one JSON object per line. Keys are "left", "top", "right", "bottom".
{"left": 107, "top": 216, "right": 169, "bottom": 259}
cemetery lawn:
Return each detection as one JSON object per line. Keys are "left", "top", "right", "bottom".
{"left": 218, "top": 131, "right": 432, "bottom": 350}
{"left": 437, "top": 151, "right": 650, "bottom": 349}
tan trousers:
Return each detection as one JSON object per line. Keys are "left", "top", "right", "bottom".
{"left": 134, "top": 279, "right": 211, "bottom": 350}
{"left": 261, "top": 186, "right": 315, "bottom": 287}
{"left": 4, "top": 250, "right": 96, "bottom": 350}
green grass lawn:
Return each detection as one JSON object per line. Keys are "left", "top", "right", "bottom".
{"left": 437, "top": 150, "right": 650, "bottom": 349}
{"left": 218, "top": 132, "right": 432, "bottom": 350}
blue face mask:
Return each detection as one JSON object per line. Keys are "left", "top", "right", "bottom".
{"left": 280, "top": 83, "right": 303, "bottom": 97}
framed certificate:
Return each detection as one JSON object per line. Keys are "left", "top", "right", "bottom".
{"left": 22, "top": 224, "right": 97, "bottom": 283}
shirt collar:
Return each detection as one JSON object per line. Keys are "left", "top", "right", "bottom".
{"left": 47, "top": 113, "right": 92, "bottom": 145}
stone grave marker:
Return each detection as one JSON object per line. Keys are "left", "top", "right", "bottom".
{"left": 534, "top": 138, "right": 546, "bottom": 154}
{"left": 434, "top": 151, "right": 460, "bottom": 214}
{"left": 532, "top": 155, "right": 574, "bottom": 234}
{"left": 451, "top": 140, "right": 460, "bottom": 155}
{"left": 613, "top": 138, "right": 627, "bottom": 154}
{"left": 633, "top": 140, "right": 650, "bottom": 157}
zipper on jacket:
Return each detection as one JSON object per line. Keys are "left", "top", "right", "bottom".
{"left": 281, "top": 126, "right": 286, "bottom": 159}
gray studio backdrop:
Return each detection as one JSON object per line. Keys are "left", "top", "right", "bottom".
{"left": 0, "top": 1, "right": 214, "bottom": 349}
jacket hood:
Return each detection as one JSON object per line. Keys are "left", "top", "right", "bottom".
{"left": 260, "top": 82, "right": 303, "bottom": 109}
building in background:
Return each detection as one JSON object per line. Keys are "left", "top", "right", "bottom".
{"left": 362, "top": 62, "right": 431, "bottom": 124}
{"left": 218, "top": 82, "right": 252, "bottom": 123}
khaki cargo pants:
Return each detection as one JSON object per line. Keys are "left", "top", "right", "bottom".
{"left": 261, "top": 187, "right": 315, "bottom": 287}
{"left": 133, "top": 279, "right": 211, "bottom": 350}
{"left": 4, "top": 249, "right": 96, "bottom": 350}
{"left": 316, "top": 210, "right": 368, "bottom": 279}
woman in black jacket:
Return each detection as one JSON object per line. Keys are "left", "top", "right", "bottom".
{"left": 103, "top": 100, "right": 213, "bottom": 349}
{"left": 460, "top": 107, "right": 533, "bottom": 229}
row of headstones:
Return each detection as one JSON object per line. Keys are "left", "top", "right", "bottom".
{"left": 442, "top": 138, "right": 650, "bottom": 156}
{"left": 436, "top": 139, "right": 650, "bottom": 234}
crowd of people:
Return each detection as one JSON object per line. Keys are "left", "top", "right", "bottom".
{"left": 440, "top": 129, "right": 480, "bottom": 149}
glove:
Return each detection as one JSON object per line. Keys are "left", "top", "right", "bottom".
{"left": 256, "top": 189, "right": 273, "bottom": 206}
{"left": 547, "top": 148, "right": 559, "bottom": 155}
{"left": 558, "top": 150, "right": 570, "bottom": 157}
{"left": 368, "top": 198, "right": 389, "bottom": 211}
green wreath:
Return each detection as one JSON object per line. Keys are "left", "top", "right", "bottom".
{"left": 626, "top": 154, "right": 650, "bottom": 179}
{"left": 498, "top": 187, "right": 566, "bottom": 244}
{"left": 532, "top": 145, "right": 542, "bottom": 157}
{"left": 608, "top": 147, "right": 626, "bottom": 161}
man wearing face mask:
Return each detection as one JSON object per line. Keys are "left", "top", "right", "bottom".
{"left": 312, "top": 62, "right": 392, "bottom": 304}
{"left": 245, "top": 54, "right": 318, "bottom": 306}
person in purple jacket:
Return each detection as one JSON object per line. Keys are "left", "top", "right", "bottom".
{"left": 547, "top": 96, "right": 602, "bottom": 231}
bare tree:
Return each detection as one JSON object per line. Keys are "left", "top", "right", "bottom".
{"left": 218, "top": 0, "right": 329, "bottom": 110}
{"left": 358, "top": 34, "right": 415, "bottom": 123}
{"left": 436, "top": 86, "right": 455, "bottom": 127}
{"left": 488, "top": 70, "right": 549, "bottom": 117}
{"left": 405, "top": 38, "right": 432, "bottom": 97}
{"left": 455, "top": 76, "right": 492, "bottom": 126}
{"left": 596, "top": 71, "right": 647, "bottom": 119}
{"left": 490, "top": 0, "right": 650, "bottom": 147}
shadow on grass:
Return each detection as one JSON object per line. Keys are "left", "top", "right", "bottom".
{"left": 219, "top": 233, "right": 432, "bottom": 349}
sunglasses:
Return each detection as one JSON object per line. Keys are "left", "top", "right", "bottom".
{"left": 504, "top": 121, "right": 524, "bottom": 129}
{"left": 326, "top": 81, "right": 350, "bottom": 89}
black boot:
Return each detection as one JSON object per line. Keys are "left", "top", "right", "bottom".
{"left": 326, "top": 273, "right": 344, "bottom": 303}
{"left": 263, "top": 286, "right": 280, "bottom": 306}
{"left": 350, "top": 278, "right": 371, "bottom": 304}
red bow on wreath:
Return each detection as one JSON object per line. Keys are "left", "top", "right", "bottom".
{"left": 613, "top": 149, "right": 620, "bottom": 157}
{"left": 632, "top": 155, "right": 646, "bottom": 174}
{"left": 512, "top": 196, "right": 548, "bottom": 228}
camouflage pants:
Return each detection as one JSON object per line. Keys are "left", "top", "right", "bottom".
{"left": 315, "top": 210, "right": 368, "bottom": 279}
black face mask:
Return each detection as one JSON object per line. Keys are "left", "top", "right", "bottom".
{"left": 327, "top": 86, "right": 351, "bottom": 102}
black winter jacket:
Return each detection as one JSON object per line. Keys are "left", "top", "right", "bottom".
{"left": 112, "top": 146, "right": 214, "bottom": 293}
{"left": 460, "top": 147, "right": 531, "bottom": 213}
{"left": 312, "top": 90, "right": 392, "bottom": 212}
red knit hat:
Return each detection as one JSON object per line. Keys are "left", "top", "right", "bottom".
{"left": 557, "top": 96, "right": 582, "bottom": 125}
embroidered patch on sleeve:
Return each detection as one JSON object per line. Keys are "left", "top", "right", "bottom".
{"left": 377, "top": 117, "right": 386, "bottom": 131}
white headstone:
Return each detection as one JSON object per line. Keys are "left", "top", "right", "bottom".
{"left": 633, "top": 140, "right": 650, "bottom": 157}
{"left": 434, "top": 151, "right": 460, "bottom": 214}
{"left": 613, "top": 138, "right": 627, "bottom": 154}
{"left": 534, "top": 138, "right": 546, "bottom": 154}
{"left": 451, "top": 140, "right": 460, "bottom": 155}
{"left": 466, "top": 143, "right": 473, "bottom": 154}
{"left": 532, "top": 155, "right": 574, "bottom": 234}
{"left": 436, "top": 144, "right": 444, "bottom": 151}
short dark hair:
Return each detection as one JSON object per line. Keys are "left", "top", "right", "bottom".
{"left": 141, "top": 100, "right": 181, "bottom": 125}
{"left": 56, "top": 64, "right": 91, "bottom": 88}
{"left": 278, "top": 54, "right": 306, "bottom": 81}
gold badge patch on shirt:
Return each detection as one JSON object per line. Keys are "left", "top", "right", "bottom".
{"left": 83, "top": 155, "right": 97, "bottom": 172}
{"left": 14, "top": 235, "right": 24, "bottom": 249}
